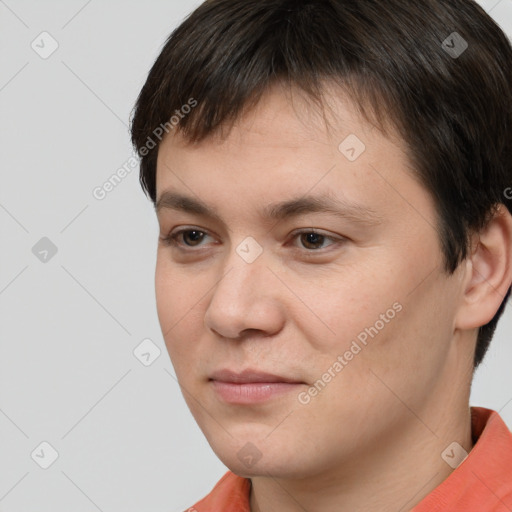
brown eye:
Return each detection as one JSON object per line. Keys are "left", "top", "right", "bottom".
{"left": 160, "top": 228, "right": 213, "bottom": 248}
{"left": 180, "top": 230, "right": 206, "bottom": 246}
{"left": 299, "top": 232, "right": 327, "bottom": 250}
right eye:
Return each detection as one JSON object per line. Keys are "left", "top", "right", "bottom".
{"left": 160, "top": 228, "right": 215, "bottom": 249}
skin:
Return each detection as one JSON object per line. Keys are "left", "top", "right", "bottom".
{"left": 154, "top": 81, "right": 512, "bottom": 512}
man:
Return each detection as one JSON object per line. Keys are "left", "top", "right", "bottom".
{"left": 130, "top": 0, "right": 512, "bottom": 510}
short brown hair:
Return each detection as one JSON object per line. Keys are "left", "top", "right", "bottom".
{"left": 130, "top": 0, "right": 512, "bottom": 368}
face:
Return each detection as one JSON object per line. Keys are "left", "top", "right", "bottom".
{"left": 154, "top": 83, "right": 467, "bottom": 479}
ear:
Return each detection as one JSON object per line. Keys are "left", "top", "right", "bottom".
{"left": 455, "top": 204, "right": 512, "bottom": 330}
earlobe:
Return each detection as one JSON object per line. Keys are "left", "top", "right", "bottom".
{"left": 455, "top": 204, "right": 512, "bottom": 331}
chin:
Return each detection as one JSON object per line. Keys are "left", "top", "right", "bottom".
{"left": 208, "top": 435, "right": 315, "bottom": 480}
{"left": 229, "top": 459, "right": 318, "bottom": 481}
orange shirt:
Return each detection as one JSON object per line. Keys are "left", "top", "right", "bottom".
{"left": 187, "top": 407, "right": 512, "bottom": 512}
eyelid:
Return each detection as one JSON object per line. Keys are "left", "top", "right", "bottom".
{"left": 290, "top": 227, "right": 341, "bottom": 238}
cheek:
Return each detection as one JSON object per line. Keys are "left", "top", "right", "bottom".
{"left": 291, "top": 248, "right": 446, "bottom": 384}
{"left": 316, "top": 274, "right": 457, "bottom": 422}
{"left": 155, "top": 257, "right": 202, "bottom": 327}
{"left": 155, "top": 260, "right": 176, "bottom": 331}
{"left": 155, "top": 259, "right": 205, "bottom": 368}
{"left": 287, "top": 258, "right": 398, "bottom": 355}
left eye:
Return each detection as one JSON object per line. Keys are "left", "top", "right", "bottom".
{"left": 291, "top": 230, "right": 339, "bottom": 250}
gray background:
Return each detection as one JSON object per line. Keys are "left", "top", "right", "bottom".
{"left": 0, "top": 1, "right": 511, "bottom": 510}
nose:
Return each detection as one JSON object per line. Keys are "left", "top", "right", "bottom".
{"left": 203, "top": 249, "right": 285, "bottom": 340}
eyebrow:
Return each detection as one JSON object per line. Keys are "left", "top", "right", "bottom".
{"left": 155, "top": 190, "right": 384, "bottom": 227}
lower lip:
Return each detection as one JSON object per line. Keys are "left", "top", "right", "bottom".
{"left": 210, "top": 380, "right": 302, "bottom": 404}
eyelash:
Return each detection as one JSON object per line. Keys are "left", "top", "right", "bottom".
{"left": 159, "top": 228, "right": 344, "bottom": 253}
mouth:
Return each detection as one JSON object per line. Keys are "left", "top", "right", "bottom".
{"left": 208, "top": 368, "right": 305, "bottom": 404}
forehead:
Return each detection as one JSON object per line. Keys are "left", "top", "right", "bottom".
{"left": 154, "top": 82, "right": 426, "bottom": 227}
{"left": 164, "top": 81, "right": 398, "bottom": 152}
{"left": 159, "top": 83, "right": 404, "bottom": 167}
